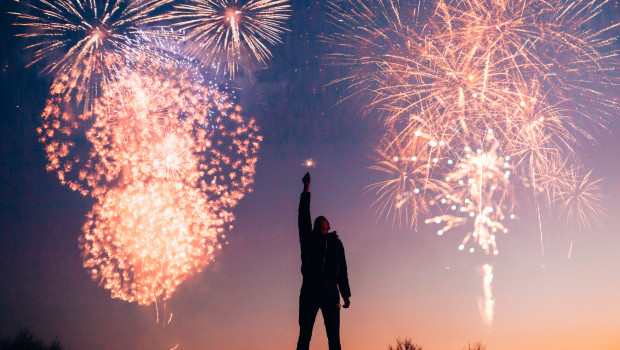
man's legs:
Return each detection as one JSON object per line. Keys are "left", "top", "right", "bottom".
{"left": 321, "top": 290, "right": 341, "bottom": 350}
{"left": 297, "top": 286, "right": 319, "bottom": 350}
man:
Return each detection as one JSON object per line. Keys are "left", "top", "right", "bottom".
{"left": 297, "top": 172, "right": 351, "bottom": 350}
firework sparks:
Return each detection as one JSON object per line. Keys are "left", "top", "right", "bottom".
{"left": 329, "top": 0, "right": 617, "bottom": 248}
{"left": 79, "top": 180, "right": 222, "bottom": 305}
{"left": 146, "top": 128, "right": 197, "bottom": 180}
{"left": 153, "top": 0, "right": 291, "bottom": 76}
{"left": 555, "top": 169, "right": 605, "bottom": 232}
{"left": 38, "top": 57, "right": 262, "bottom": 205}
{"left": 426, "top": 140, "right": 512, "bottom": 256}
{"left": 367, "top": 128, "right": 445, "bottom": 227}
{"left": 39, "top": 55, "right": 262, "bottom": 305}
{"left": 11, "top": 0, "right": 171, "bottom": 104}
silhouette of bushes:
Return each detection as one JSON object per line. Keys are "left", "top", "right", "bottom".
{"left": 388, "top": 338, "right": 423, "bottom": 350}
{"left": 388, "top": 338, "right": 486, "bottom": 350}
{"left": 1, "top": 328, "right": 62, "bottom": 350}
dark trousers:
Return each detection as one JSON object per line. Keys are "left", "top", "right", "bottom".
{"left": 296, "top": 283, "right": 341, "bottom": 350}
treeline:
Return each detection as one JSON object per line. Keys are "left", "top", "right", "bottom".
{"left": 1, "top": 329, "right": 61, "bottom": 350}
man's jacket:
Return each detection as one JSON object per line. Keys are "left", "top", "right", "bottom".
{"left": 298, "top": 192, "right": 351, "bottom": 298}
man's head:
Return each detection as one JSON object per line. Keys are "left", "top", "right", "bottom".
{"left": 313, "top": 216, "right": 330, "bottom": 234}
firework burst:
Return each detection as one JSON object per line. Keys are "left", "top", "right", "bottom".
{"left": 425, "top": 140, "right": 513, "bottom": 256}
{"left": 17, "top": 0, "right": 264, "bottom": 311}
{"left": 79, "top": 179, "right": 222, "bottom": 305}
{"left": 329, "top": 0, "right": 617, "bottom": 327}
{"left": 11, "top": 0, "right": 172, "bottom": 104}
{"left": 554, "top": 169, "right": 605, "bottom": 231}
{"left": 153, "top": 0, "right": 291, "bottom": 76}
{"left": 328, "top": 0, "right": 617, "bottom": 245}
{"left": 38, "top": 57, "right": 262, "bottom": 207}
{"left": 367, "top": 127, "right": 446, "bottom": 227}
{"left": 42, "top": 55, "right": 262, "bottom": 306}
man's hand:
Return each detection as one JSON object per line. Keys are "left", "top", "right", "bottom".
{"left": 302, "top": 172, "right": 311, "bottom": 192}
{"left": 343, "top": 297, "right": 350, "bottom": 309}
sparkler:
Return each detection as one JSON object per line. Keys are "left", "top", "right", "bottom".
{"left": 153, "top": 0, "right": 292, "bottom": 76}
{"left": 302, "top": 158, "right": 317, "bottom": 168}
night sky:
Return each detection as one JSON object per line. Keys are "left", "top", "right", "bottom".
{"left": 2, "top": 1, "right": 620, "bottom": 350}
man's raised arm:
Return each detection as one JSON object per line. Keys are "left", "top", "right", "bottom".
{"left": 298, "top": 172, "right": 312, "bottom": 245}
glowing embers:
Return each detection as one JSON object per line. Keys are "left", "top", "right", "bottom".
{"left": 80, "top": 180, "right": 222, "bottom": 305}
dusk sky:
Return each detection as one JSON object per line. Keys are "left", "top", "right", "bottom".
{"left": 1, "top": 1, "right": 620, "bottom": 350}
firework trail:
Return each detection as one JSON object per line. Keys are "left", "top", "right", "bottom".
{"left": 150, "top": 0, "right": 291, "bottom": 76}
{"left": 478, "top": 263, "right": 495, "bottom": 328}
{"left": 11, "top": 0, "right": 172, "bottom": 105}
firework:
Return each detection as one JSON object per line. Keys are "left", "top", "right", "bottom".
{"left": 329, "top": 0, "right": 616, "bottom": 327}
{"left": 71, "top": 57, "right": 260, "bottom": 305}
{"left": 146, "top": 128, "right": 198, "bottom": 180}
{"left": 367, "top": 127, "right": 446, "bottom": 227}
{"left": 152, "top": 0, "right": 291, "bottom": 76}
{"left": 11, "top": 0, "right": 172, "bottom": 104}
{"left": 79, "top": 180, "right": 222, "bottom": 305}
{"left": 554, "top": 169, "right": 605, "bottom": 231}
{"left": 327, "top": 0, "right": 619, "bottom": 123}
{"left": 328, "top": 0, "right": 617, "bottom": 243}
{"left": 38, "top": 57, "right": 262, "bottom": 208}
{"left": 425, "top": 140, "right": 512, "bottom": 256}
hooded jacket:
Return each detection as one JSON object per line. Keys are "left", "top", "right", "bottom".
{"left": 298, "top": 192, "right": 351, "bottom": 298}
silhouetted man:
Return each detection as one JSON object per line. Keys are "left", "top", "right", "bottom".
{"left": 297, "top": 172, "right": 351, "bottom": 350}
